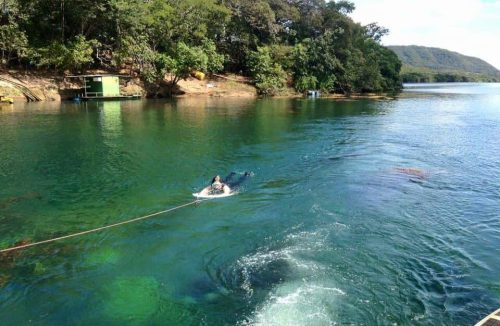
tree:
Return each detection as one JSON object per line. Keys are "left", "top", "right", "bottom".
{"left": 165, "top": 42, "right": 208, "bottom": 85}
{"left": 66, "top": 35, "right": 99, "bottom": 70}
{"left": 292, "top": 35, "right": 340, "bottom": 92}
{"left": 35, "top": 35, "right": 98, "bottom": 71}
{"left": 0, "top": 21, "right": 28, "bottom": 65}
{"left": 0, "top": 0, "right": 402, "bottom": 95}
{"left": 201, "top": 39, "right": 225, "bottom": 74}
{"left": 159, "top": 0, "right": 230, "bottom": 46}
{"left": 376, "top": 45, "right": 402, "bottom": 91}
{"left": 114, "top": 35, "right": 158, "bottom": 77}
{"left": 247, "top": 46, "right": 287, "bottom": 95}
{"left": 364, "top": 22, "right": 389, "bottom": 43}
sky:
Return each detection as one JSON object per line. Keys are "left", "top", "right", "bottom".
{"left": 350, "top": 0, "right": 500, "bottom": 70}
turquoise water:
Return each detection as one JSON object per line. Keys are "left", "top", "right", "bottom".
{"left": 0, "top": 84, "right": 499, "bottom": 325}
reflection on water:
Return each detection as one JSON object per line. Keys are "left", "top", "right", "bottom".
{"left": 404, "top": 82, "right": 500, "bottom": 95}
{"left": 0, "top": 87, "right": 499, "bottom": 325}
{"left": 98, "top": 102, "right": 123, "bottom": 139}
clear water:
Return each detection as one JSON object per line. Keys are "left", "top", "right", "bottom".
{"left": 0, "top": 84, "right": 499, "bottom": 325}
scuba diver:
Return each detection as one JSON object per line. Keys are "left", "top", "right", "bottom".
{"left": 208, "top": 175, "right": 231, "bottom": 195}
{"left": 199, "top": 172, "right": 252, "bottom": 196}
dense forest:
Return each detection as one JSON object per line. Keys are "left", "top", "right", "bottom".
{"left": 389, "top": 46, "right": 500, "bottom": 83}
{"left": 0, "top": 0, "right": 402, "bottom": 95}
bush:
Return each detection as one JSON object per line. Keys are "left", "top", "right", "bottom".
{"left": 292, "top": 38, "right": 339, "bottom": 93}
{"left": 247, "top": 47, "right": 287, "bottom": 96}
{"left": 67, "top": 35, "right": 99, "bottom": 70}
{"left": 201, "top": 39, "right": 225, "bottom": 73}
{"left": 294, "top": 75, "right": 318, "bottom": 93}
{"left": 36, "top": 43, "right": 69, "bottom": 69}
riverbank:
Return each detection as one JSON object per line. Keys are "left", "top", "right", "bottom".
{"left": 0, "top": 70, "right": 145, "bottom": 101}
{"left": 0, "top": 70, "right": 399, "bottom": 102}
{"left": 176, "top": 74, "right": 257, "bottom": 98}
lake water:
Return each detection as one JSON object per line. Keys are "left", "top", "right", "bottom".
{"left": 0, "top": 83, "right": 499, "bottom": 325}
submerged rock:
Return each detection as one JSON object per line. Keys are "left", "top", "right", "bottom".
{"left": 394, "top": 167, "right": 428, "bottom": 179}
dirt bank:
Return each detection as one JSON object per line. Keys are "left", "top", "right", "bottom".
{"left": 176, "top": 74, "right": 257, "bottom": 98}
{"left": 0, "top": 70, "right": 258, "bottom": 102}
{"left": 0, "top": 70, "right": 146, "bottom": 101}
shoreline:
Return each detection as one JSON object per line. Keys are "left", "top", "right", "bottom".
{"left": 1, "top": 70, "right": 401, "bottom": 103}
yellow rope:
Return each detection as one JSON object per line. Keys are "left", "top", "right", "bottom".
{"left": 0, "top": 198, "right": 208, "bottom": 254}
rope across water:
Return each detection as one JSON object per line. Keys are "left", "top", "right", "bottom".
{"left": 0, "top": 198, "right": 208, "bottom": 254}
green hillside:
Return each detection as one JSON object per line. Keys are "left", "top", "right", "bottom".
{"left": 388, "top": 45, "right": 500, "bottom": 82}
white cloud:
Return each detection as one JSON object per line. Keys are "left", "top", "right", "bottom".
{"left": 350, "top": 0, "right": 500, "bottom": 69}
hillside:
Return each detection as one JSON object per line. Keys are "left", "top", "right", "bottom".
{"left": 388, "top": 46, "right": 500, "bottom": 82}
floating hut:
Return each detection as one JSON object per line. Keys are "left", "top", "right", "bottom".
{"left": 68, "top": 75, "right": 141, "bottom": 101}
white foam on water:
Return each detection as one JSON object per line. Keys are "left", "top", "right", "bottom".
{"left": 310, "top": 204, "right": 349, "bottom": 231}
{"left": 235, "top": 225, "right": 346, "bottom": 325}
{"left": 241, "top": 280, "right": 345, "bottom": 326}
{"left": 236, "top": 229, "right": 331, "bottom": 297}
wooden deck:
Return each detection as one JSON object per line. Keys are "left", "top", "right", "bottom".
{"left": 77, "top": 95, "right": 141, "bottom": 101}
{"left": 476, "top": 309, "right": 500, "bottom": 326}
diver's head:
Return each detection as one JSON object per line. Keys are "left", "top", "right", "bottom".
{"left": 211, "top": 175, "right": 221, "bottom": 184}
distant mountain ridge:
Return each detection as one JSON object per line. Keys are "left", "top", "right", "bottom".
{"left": 388, "top": 45, "right": 500, "bottom": 82}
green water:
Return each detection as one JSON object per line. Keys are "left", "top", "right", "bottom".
{"left": 0, "top": 84, "right": 499, "bottom": 325}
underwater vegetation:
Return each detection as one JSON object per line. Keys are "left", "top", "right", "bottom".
{"left": 0, "top": 273, "right": 9, "bottom": 288}
{"left": 103, "top": 276, "right": 160, "bottom": 322}
{"left": 100, "top": 275, "right": 204, "bottom": 324}
{"left": 84, "top": 247, "right": 121, "bottom": 267}
{"left": 33, "top": 262, "right": 46, "bottom": 275}
{"left": 0, "top": 192, "right": 42, "bottom": 209}
{"left": 0, "top": 239, "right": 32, "bottom": 267}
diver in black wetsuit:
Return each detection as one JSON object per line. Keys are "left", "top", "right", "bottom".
{"left": 198, "top": 172, "right": 252, "bottom": 197}
{"left": 222, "top": 172, "right": 252, "bottom": 190}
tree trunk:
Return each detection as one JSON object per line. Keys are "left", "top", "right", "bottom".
{"left": 61, "top": 0, "right": 65, "bottom": 42}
